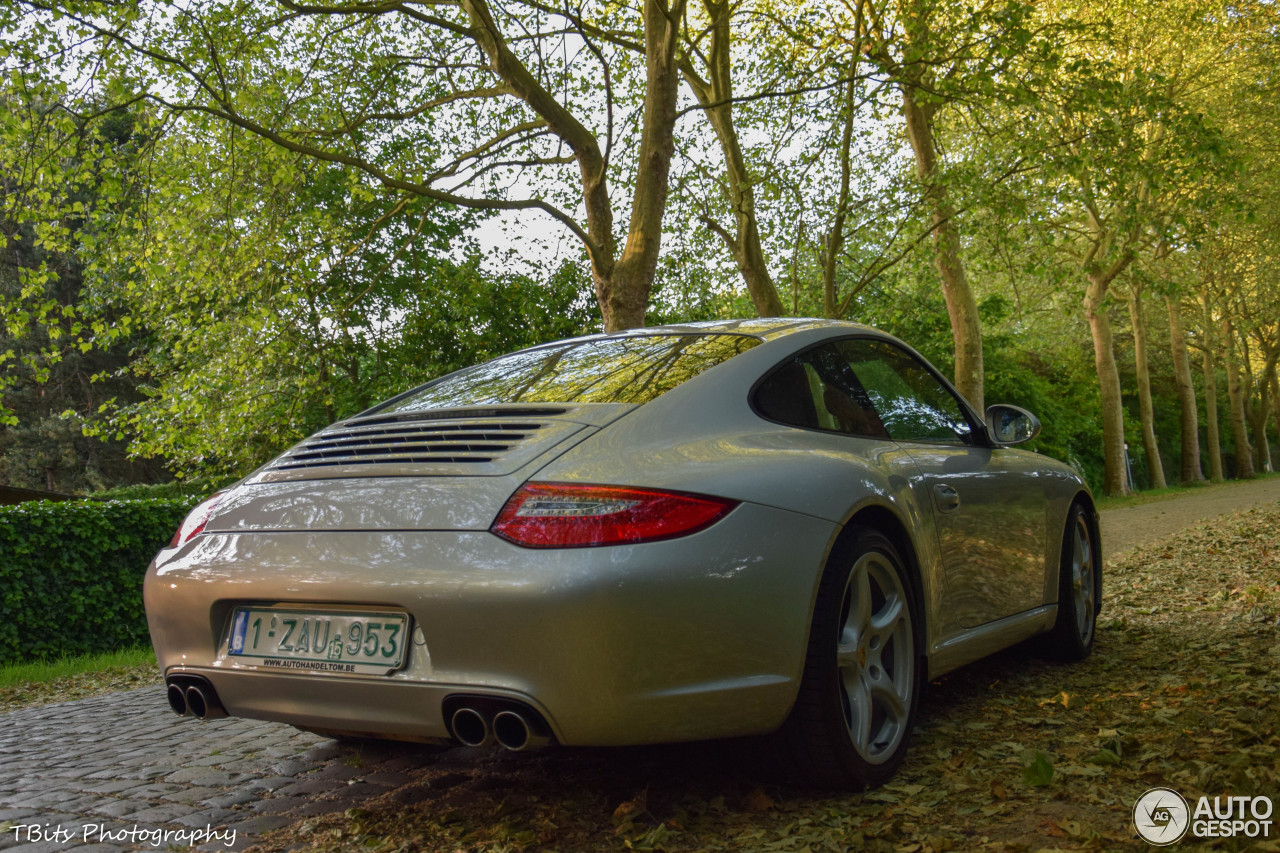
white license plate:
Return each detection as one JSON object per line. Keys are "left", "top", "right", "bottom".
{"left": 227, "top": 608, "right": 409, "bottom": 675}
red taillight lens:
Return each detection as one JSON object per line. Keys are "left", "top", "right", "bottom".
{"left": 491, "top": 483, "right": 738, "bottom": 548}
{"left": 169, "top": 492, "right": 226, "bottom": 548}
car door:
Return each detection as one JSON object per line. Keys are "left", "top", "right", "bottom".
{"left": 827, "top": 339, "right": 1049, "bottom": 633}
{"left": 753, "top": 336, "right": 1051, "bottom": 635}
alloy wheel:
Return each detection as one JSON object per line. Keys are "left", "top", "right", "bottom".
{"left": 835, "top": 551, "right": 915, "bottom": 765}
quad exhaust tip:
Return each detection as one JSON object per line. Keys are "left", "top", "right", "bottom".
{"left": 492, "top": 710, "right": 550, "bottom": 752}
{"left": 185, "top": 685, "right": 209, "bottom": 719}
{"left": 167, "top": 683, "right": 188, "bottom": 716}
{"left": 450, "top": 707, "right": 492, "bottom": 747}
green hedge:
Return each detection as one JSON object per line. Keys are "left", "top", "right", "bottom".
{"left": 0, "top": 499, "right": 196, "bottom": 663}
{"left": 91, "top": 479, "right": 232, "bottom": 502}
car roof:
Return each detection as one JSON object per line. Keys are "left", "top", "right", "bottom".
{"left": 599, "top": 317, "right": 880, "bottom": 342}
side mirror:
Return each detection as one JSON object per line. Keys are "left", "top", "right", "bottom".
{"left": 986, "top": 404, "right": 1041, "bottom": 446}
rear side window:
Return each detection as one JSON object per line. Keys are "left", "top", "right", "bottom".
{"left": 754, "top": 338, "right": 975, "bottom": 444}
{"left": 376, "top": 334, "right": 761, "bottom": 412}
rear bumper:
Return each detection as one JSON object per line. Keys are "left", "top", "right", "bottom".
{"left": 163, "top": 667, "right": 543, "bottom": 741}
{"left": 145, "top": 503, "right": 836, "bottom": 745}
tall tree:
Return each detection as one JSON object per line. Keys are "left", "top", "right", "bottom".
{"left": 677, "top": 0, "right": 786, "bottom": 317}
{"left": 1127, "top": 278, "right": 1166, "bottom": 488}
{"left": 1166, "top": 292, "right": 1203, "bottom": 482}
{"left": 1023, "top": 0, "right": 1246, "bottom": 494}
{"left": 8, "top": 0, "right": 688, "bottom": 330}
{"left": 1197, "top": 291, "right": 1226, "bottom": 482}
{"left": 860, "top": 0, "right": 1017, "bottom": 410}
{"left": 1223, "top": 319, "right": 1255, "bottom": 478}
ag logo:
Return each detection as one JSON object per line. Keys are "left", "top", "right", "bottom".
{"left": 1134, "top": 787, "right": 1190, "bottom": 845}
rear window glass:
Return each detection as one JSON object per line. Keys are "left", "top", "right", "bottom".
{"left": 375, "top": 334, "right": 761, "bottom": 412}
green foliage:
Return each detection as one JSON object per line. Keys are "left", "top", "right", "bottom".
{"left": 97, "top": 246, "right": 600, "bottom": 477}
{"left": 983, "top": 329, "right": 1106, "bottom": 492}
{"left": 64, "top": 108, "right": 603, "bottom": 477}
{"left": 0, "top": 499, "right": 192, "bottom": 663}
{"left": 91, "top": 479, "right": 230, "bottom": 502}
{"left": 0, "top": 80, "right": 166, "bottom": 492}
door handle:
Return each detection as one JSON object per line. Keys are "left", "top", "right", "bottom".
{"left": 933, "top": 484, "right": 961, "bottom": 513}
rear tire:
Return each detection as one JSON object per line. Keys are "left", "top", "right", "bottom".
{"left": 768, "top": 528, "right": 922, "bottom": 789}
{"left": 1045, "top": 503, "right": 1099, "bottom": 661}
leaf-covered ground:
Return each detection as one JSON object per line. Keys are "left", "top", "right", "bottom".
{"left": 244, "top": 504, "right": 1280, "bottom": 853}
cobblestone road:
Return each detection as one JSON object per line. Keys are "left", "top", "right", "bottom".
{"left": 0, "top": 687, "right": 451, "bottom": 852}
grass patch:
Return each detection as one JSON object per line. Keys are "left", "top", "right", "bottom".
{"left": 0, "top": 646, "right": 161, "bottom": 714}
{"left": 1097, "top": 470, "right": 1277, "bottom": 511}
{"left": 0, "top": 645, "right": 155, "bottom": 688}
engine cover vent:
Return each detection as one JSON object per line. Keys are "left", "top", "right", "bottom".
{"left": 269, "top": 421, "right": 546, "bottom": 470}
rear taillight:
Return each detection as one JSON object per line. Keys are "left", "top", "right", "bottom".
{"left": 169, "top": 492, "right": 226, "bottom": 548}
{"left": 491, "top": 483, "right": 738, "bottom": 548}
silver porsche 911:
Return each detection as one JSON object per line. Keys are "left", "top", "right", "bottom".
{"left": 145, "top": 318, "right": 1100, "bottom": 789}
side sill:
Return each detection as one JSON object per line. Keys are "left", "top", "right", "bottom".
{"left": 926, "top": 604, "right": 1057, "bottom": 681}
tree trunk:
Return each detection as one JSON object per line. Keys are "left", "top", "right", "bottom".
{"left": 823, "top": 80, "right": 858, "bottom": 320}
{"left": 1200, "top": 298, "right": 1224, "bottom": 482}
{"left": 682, "top": 0, "right": 784, "bottom": 318}
{"left": 1085, "top": 273, "right": 1130, "bottom": 496}
{"left": 1166, "top": 295, "right": 1203, "bottom": 482}
{"left": 1271, "top": 370, "right": 1280, "bottom": 469}
{"left": 464, "top": 0, "right": 686, "bottom": 332}
{"left": 603, "top": 0, "right": 686, "bottom": 330}
{"left": 1249, "top": 355, "right": 1276, "bottom": 473}
{"left": 1128, "top": 283, "right": 1166, "bottom": 489}
{"left": 1223, "top": 320, "right": 1254, "bottom": 478}
{"left": 1253, "top": 385, "right": 1274, "bottom": 473}
{"left": 901, "top": 87, "right": 983, "bottom": 411}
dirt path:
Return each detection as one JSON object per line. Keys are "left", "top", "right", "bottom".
{"left": 1100, "top": 476, "right": 1280, "bottom": 556}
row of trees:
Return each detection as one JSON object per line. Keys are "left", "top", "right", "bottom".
{"left": 1, "top": 0, "right": 1277, "bottom": 494}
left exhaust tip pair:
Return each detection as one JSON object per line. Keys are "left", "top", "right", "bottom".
{"left": 449, "top": 704, "right": 551, "bottom": 751}
{"left": 166, "top": 678, "right": 227, "bottom": 719}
